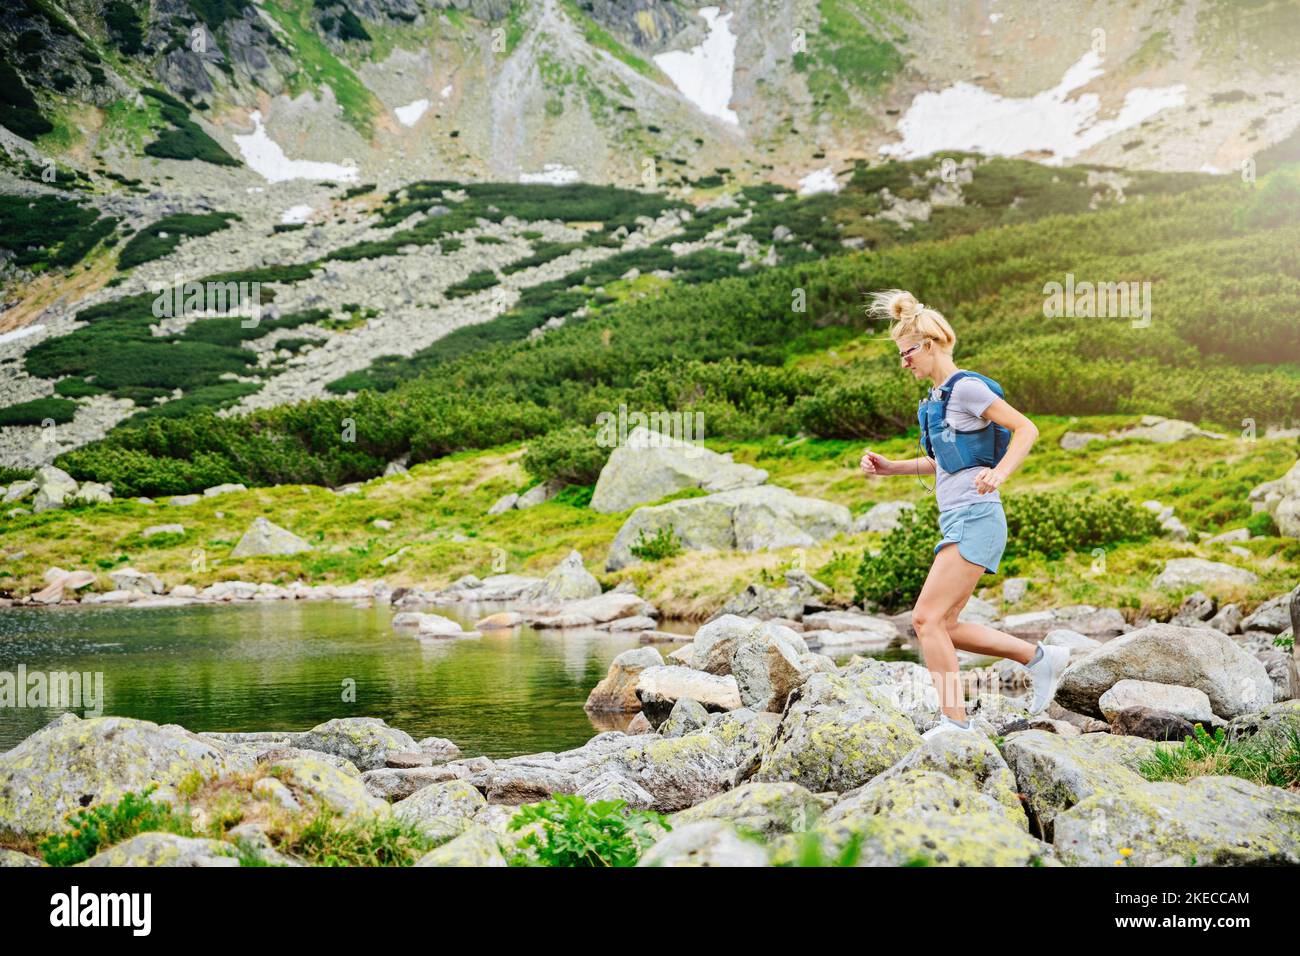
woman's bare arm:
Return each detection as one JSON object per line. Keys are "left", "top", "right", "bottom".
{"left": 891, "top": 455, "right": 937, "bottom": 477}
{"left": 972, "top": 397, "right": 1038, "bottom": 493}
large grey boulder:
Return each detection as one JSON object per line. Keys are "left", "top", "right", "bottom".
{"left": 80, "top": 833, "right": 239, "bottom": 867}
{"left": 595, "top": 713, "right": 779, "bottom": 812}
{"left": 686, "top": 615, "right": 808, "bottom": 676}
{"left": 32, "top": 465, "right": 78, "bottom": 513}
{"left": 1053, "top": 775, "right": 1300, "bottom": 866}
{"left": 393, "top": 779, "right": 486, "bottom": 842}
{"left": 267, "top": 757, "right": 390, "bottom": 820}
{"left": 1055, "top": 623, "right": 1274, "bottom": 719}
{"left": 606, "top": 485, "right": 850, "bottom": 571}
{"left": 754, "top": 671, "right": 921, "bottom": 793}
{"left": 998, "top": 729, "right": 1170, "bottom": 840}
{"left": 292, "top": 717, "right": 419, "bottom": 771}
{"left": 414, "top": 824, "right": 507, "bottom": 867}
{"left": 1097, "top": 680, "right": 1219, "bottom": 725}
{"left": 636, "top": 665, "right": 742, "bottom": 715}
{"left": 590, "top": 426, "right": 768, "bottom": 513}
{"left": 522, "top": 550, "right": 601, "bottom": 602}
{"left": 1115, "top": 416, "right": 1227, "bottom": 444}
{"left": 0, "top": 715, "right": 230, "bottom": 838}
{"left": 230, "top": 517, "right": 313, "bottom": 557}
{"left": 731, "top": 622, "right": 823, "bottom": 712}
{"left": 671, "top": 781, "right": 829, "bottom": 839}
{"left": 1152, "top": 558, "right": 1257, "bottom": 590}
{"left": 785, "top": 768, "right": 1055, "bottom": 867}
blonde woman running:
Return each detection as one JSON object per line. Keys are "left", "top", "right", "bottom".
{"left": 859, "top": 290, "right": 1070, "bottom": 739}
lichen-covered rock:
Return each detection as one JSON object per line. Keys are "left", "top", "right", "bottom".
{"left": 754, "top": 672, "right": 921, "bottom": 793}
{"left": 589, "top": 713, "right": 777, "bottom": 814}
{"left": 660, "top": 697, "right": 710, "bottom": 737}
{"left": 672, "top": 781, "right": 828, "bottom": 839}
{"left": 414, "top": 823, "right": 508, "bottom": 867}
{"left": 0, "top": 715, "right": 230, "bottom": 838}
{"left": 251, "top": 776, "right": 302, "bottom": 813}
{"left": 849, "top": 731, "right": 1027, "bottom": 829}
{"left": 0, "top": 849, "right": 45, "bottom": 867}
{"left": 1055, "top": 623, "right": 1273, "bottom": 719}
{"left": 606, "top": 485, "right": 851, "bottom": 571}
{"left": 637, "top": 819, "right": 770, "bottom": 867}
{"left": 732, "top": 622, "right": 817, "bottom": 712}
{"left": 269, "top": 757, "right": 390, "bottom": 819}
{"left": 393, "top": 779, "right": 486, "bottom": 841}
{"left": 585, "top": 647, "right": 664, "bottom": 713}
{"left": 998, "top": 730, "right": 1169, "bottom": 841}
{"left": 784, "top": 773, "right": 1056, "bottom": 867}
{"left": 361, "top": 766, "right": 463, "bottom": 801}
{"left": 293, "top": 717, "right": 419, "bottom": 771}
{"left": 1224, "top": 699, "right": 1300, "bottom": 750}
{"left": 1053, "top": 775, "right": 1300, "bottom": 866}
{"left": 575, "top": 771, "right": 656, "bottom": 809}
{"left": 79, "top": 833, "right": 239, "bottom": 867}
{"left": 590, "top": 425, "right": 768, "bottom": 514}
{"left": 838, "top": 657, "right": 944, "bottom": 733}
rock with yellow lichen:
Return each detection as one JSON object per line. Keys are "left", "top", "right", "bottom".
{"left": 0, "top": 714, "right": 231, "bottom": 839}
{"left": 414, "top": 823, "right": 508, "bottom": 867}
{"left": 770, "top": 785, "right": 1060, "bottom": 867}
{"left": 1053, "top": 774, "right": 1300, "bottom": 866}
{"left": 266, "top": 757, "right": 391, "bottom": 820}
{"left": 846, "top": 730, "right": 1028, "bottom": 830}
{"left": 754, "top": 672, "right": 922, "bottom": 793}
{"left": 78, "top": 833, "right": 239, "bottom": 867}
{"left": 671, "top": 781, "right": 833, "bottom": 839}
{"left": 291, "top": 717, "right": 419, "bottom": 771}
{"left": 393, "top": 779, "right": 486, "bottom": 842}
{"left": 997, "top": 729, "right": 1172, "bottom": 841}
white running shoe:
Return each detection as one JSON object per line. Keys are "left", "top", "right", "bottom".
{"left": 1026, "top": 644, "right": 1071, "bottom": 715}
{"left": 921, "top": 715, "right": 981, "bottom": 741}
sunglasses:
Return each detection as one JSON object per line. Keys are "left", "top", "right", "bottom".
{"left": 898, "top": 342, "right": 926, "bottom": 362}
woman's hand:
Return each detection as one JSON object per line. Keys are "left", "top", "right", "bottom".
{"left": 860, "top": 450, "right": 893, "bottom": 478}
{"left": 973, "top": 467, "right": 1007, "bottom": 494}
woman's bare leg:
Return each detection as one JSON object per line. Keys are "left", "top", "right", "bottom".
{"left": 945, "top": 609, "right": 1038, "bottom": 666}
{"left": 911, "top": 543, "right": 987, "bottom": 722}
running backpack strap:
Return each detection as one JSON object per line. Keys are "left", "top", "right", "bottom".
{"left": 936, "top": 370, "right": 975, "bottom": 430}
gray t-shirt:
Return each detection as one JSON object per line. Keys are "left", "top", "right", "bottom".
{"left": 926, "top": 373, "right": 1002, "bottom": 512}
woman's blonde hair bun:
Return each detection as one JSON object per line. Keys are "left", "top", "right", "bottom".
{"left": 865, "top": 288, "right": 957, "bottom": 352}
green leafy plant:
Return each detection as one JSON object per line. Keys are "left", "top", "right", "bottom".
{"left": 506, "top": 794, "right": 669, "bottom": 867}
{"left": 37, "top": 785, "right": 190, "bottom": 866}
{"left": 629, "top": 525, "right": 683, "bottom": 562}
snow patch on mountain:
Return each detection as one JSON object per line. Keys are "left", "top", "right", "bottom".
{"left": 653, "top": 6, "right": 739, "bottom": 126}
{"left": 233, "top": 111, "right": 360, "bottom": 183}
{"left": 880, "top": 51, "right": 1186, "bottom": 164}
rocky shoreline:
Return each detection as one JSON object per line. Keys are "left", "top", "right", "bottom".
{"left": 2, "top": 584, "right": 1297, "bottom": 867}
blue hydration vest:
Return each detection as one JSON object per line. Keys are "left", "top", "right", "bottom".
{"left": 918, "top": 370, "right": 1012, "bottom": 474}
